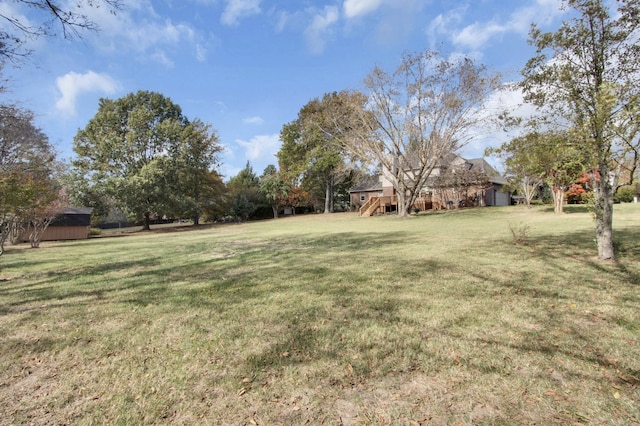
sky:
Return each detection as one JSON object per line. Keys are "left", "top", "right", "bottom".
{"left": 1, "top": 0, "right": 570, "bottom": 179}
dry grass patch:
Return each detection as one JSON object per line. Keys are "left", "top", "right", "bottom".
{"left": 0, "top": 205, "right": 638, "bottom": 424}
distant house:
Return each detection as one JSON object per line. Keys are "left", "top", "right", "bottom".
{"left": 19, "top": 207, "right": 94, "bottom": 242}
{"left": 349, "top": 155, "right": 510, "bottom": 216}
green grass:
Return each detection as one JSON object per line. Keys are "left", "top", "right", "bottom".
{"left": 0, "top": 205, "right": 638, "bottom": 425}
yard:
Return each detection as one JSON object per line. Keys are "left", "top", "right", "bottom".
{"left": 0, "top": 205, "right": 638, "bottom": 425}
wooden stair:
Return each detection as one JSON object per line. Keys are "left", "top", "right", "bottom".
{"left": 359, "top": 197, "right": 381, "bottom": 216}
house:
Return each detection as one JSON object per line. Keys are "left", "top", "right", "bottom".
{"left": 349, "top": 155, "right": 510, "bottom": 216}
{"left": 21, "top": 207, "right": 94, "bottom": 242}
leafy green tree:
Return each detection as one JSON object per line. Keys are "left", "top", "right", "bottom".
{"left": 521, "top": 0, "right": 640, "bottom": 259}
{"left": 60, "top": 167, "right": 112, "bottom": 225}
{"left": 278, "top": 123, "right": 313, "bottom": 211}
{"left": 173, "top": 119, "right": 223, "bottom": 224}
{"left": 487, "top": 130, "right": 584, "bottom": 212}
{"left": 0, "top": 105, "right": 59, "bottom": 254}
{"left": 227, "top": 161, "right": 263, "bottom": 211}
{"left": 279, "top": 92, "right": 369, "bottom": 214}
{"left": 199, "top": 171, "right": 227, "bottom": 222}
{"left": 259, "top": 165, "right": 291, "bottom": 219}
{"left": 230, "top": 193, "right": 255, "bottom": 222}
{"left": 73, "top": 91, "right": 220, "bottom": 230}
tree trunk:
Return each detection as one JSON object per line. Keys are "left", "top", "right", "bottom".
{"left": 142, "top": 212, "right": 151, "bottom": 230}
{"left": 193, "top": 188, "right": 200, "bottom": 225}
{"left": 28, "top": 218, "right": 53, "bottom": 248}
{"left": 0, "top": 222, "right": 9, "bottom": 256}
{"left": 324, "top": 166, "right": 334, "bottom": 214}
{"left": 593, "top": 165, "right": 615, "bottom": 260}
{"left": 552, "top": 187, "right": 565, "bottom": 214}
{"left": 271, "top": 204, "right": 279, "bottom": 219}
{"left": 9, "top": 217, "right": 22, "bottom": 244}
{"left": 324, "top": 182, "right": 331, "bottom": 214}
{"left": 397, "top": 190, "right": 411, "bottom": 217}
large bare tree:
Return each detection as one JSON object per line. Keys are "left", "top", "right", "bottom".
{"left": 0, "top": 0, "right": 122, "bottom": 61}
{"left": 340, "top": 50, "right": 501, "bottom": 217}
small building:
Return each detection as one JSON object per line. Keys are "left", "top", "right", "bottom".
{"left": 41, "top": 207, "right": 93, "bottom": 241}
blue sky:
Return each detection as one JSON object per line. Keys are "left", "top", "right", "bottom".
{"left": 2, "top": 0, "right": 568, "bottom": 179}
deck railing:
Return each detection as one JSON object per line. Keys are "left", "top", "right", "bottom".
{"left": 359, "top": 197, "right": 381, "bottom": 216}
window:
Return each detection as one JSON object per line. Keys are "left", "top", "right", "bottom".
{"left": 360, "top": 192, "right": 366, "bottom": 202}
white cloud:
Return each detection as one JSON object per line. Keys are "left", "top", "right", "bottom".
{"left": 195, "top": 43, "right": 208, "bottom": 62}
{"left": 453, "top": 21, "right": 508, "bottom": 50}
{"left": 427, "top": 8, "right": 465, "bottom": 47}
{"left": 461, "top": 83, "right": 537, "bottom": 161}
{"left": 235, "top": 133, "right": 281, "bottom": 163}
{"left": 221, "top": 0, "right": 262, "bottom": 26}
{"left": 343, "top": 0, "right": 385, "bottom": 19}
{"left": 304, "top": 5, "right": 340, "bottom": 55}
{"left": 450, "top": 0, "right": 566, "bottom": 50}
{"left": 243, "top": 116, "right": 265, "bottom": 125}
{"left": 150, "top": 50, "right": 175, "bottom": 67}
{"left": 55, "top": 71, "right": 119, "bottom": 116}
{"left": 70, "top": 0, "right": 201, "bottom": 63}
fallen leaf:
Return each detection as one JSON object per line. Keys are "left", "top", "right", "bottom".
{"left": 613, "top": 391, "right": 620, "bottom": 399}
{"left": 237, "top": 386, "right": 250, "bottom": 396}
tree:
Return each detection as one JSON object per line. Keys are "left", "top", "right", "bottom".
{"left": 173, "top": 119, "right": 223, "bottom": 225}
{"left": 73, "top": 90, "right": 220, "bottom": 230}
{"left": 487, "top": 130, "right": 584, "bottom": 212}
{"left": 259, "top": 165, "right": 291, "bottom": 219}
{"left": 340, "top": 50, "right": 501, "bottom": 217}
{"left": 226, "top": 161, "right": 262, "bottom": 220}
{"left": 279, "top": 92, "right": 368, "bottom": 214}
{"left": 199, "top": 170, "right": 227, "bottom": 222}
{"left": 521, "top": 0, "right": 640, "bottom": 259}
{"left": 227, "top": 161, "right": 262, "bottom": 201}
{"left": 278, "top": 123, "right": 313, "bottom": 212}
{"left": 433, "top": 163, "right": 490, "bottom": 209}
{"left": 23, "top": 187, "right": 68, "bottom": 248}
{"left": 230, "top": 193, "right": 255, "bottom": 222}
{"left": 0, "top": 0, "right": 123, "bottom": 62}
{"left": 0, "top": 104, "right": 58, "bottom": 254}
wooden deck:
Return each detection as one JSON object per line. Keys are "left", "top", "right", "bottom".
{"left": 359, "top": 195, "right": 434, "bottom": 216}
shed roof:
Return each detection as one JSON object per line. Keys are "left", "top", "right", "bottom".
{"left": 50, "top": 207, "right": 93, "bottom": 227}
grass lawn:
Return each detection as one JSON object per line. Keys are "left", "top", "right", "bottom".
{"left": 0, "top": 204, "right": 638, "bottom": 425}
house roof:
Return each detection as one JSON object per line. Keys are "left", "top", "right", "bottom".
{"left": 349, "top": 175, "right": 382, "bottom": 193}
{"left": 466, "top": 158, "right": 508, "bottom": 185}
{"left": 348, "top": 155, "right": 507, "bottom": 193}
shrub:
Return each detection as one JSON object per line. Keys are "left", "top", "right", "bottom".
{"left": 614, "top": 185, "right": 635, "bottom": 203}
{"left": 509, "top": 222, "right": 530, "bottom": 245}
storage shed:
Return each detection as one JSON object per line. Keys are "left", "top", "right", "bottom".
{"left": 41, "top": 207, "right": 93, "bottom": 241}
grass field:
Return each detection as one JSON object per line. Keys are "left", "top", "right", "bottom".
{"left": 0, "top": 205, "right": 638, "bottom": 425}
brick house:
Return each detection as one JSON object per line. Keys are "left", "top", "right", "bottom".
{"left": 350, "top": 155, "right": 510, "bottom": 216}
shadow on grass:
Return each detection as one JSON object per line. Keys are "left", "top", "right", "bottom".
{"left": 522, "top": 227, "right": 640, "bottom": 285}
{"left": 0, "top": 232, "right": 412, "bottom": 312}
